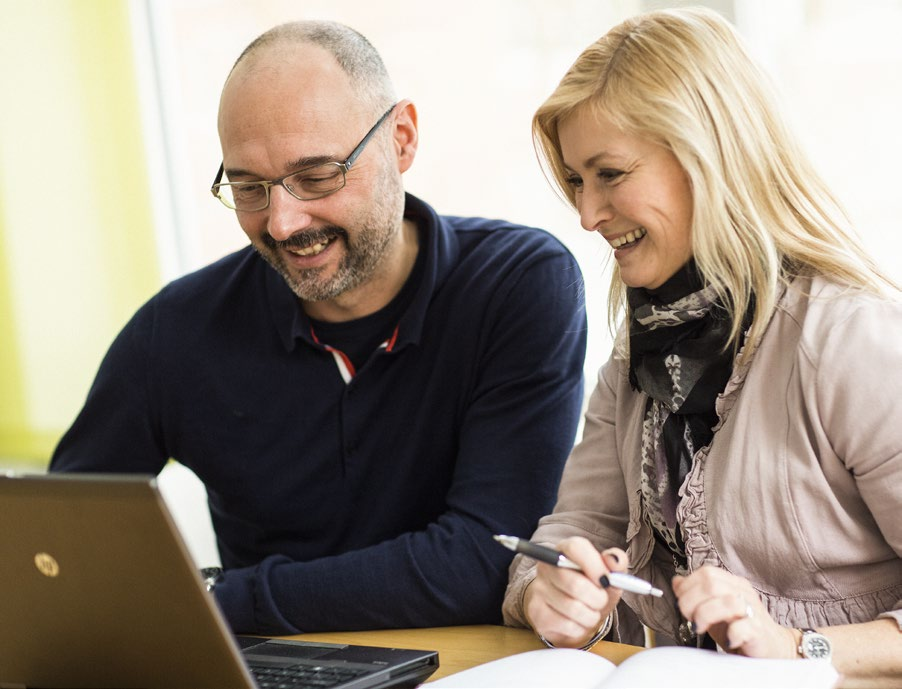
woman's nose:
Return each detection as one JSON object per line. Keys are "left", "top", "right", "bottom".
{"left": 578, "top": 186, "right": 614, "bottom": 233}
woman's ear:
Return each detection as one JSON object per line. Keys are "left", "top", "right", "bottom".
{"left": 391, "top": 99, "right": 418, "bottom": 174}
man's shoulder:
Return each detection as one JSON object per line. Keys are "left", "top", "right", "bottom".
{"left": 427, "top": 213, "right": 584, "bottom": 311}
{"left": 130, "top": 247, "right": 269, "bottom": 333}
{"left": 441, "top": 213, "right": 563, "bottom": 245}
{"left": 437, "top": 214, "right": 576, "bottom": 272}
{"left": 158, "top": 246, "right": 261, "bottom": 303}
{"left": 407, "top": 193, "right": 573, "bottom": 262}
{"left": 124, "top": 246, "right": 272, "bottom": 347}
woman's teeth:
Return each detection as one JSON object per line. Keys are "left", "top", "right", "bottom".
{"left": 289, "top": 238, "right": 332, "bottom": 256}
{"left": 610, "top": 227, "right": 647, "bottom": 249}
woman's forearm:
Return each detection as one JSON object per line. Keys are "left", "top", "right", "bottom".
{"left": 819, "top": 618, "right": 902, "bottom": 688}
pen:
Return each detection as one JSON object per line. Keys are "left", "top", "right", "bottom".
{"left": 493, "top": 534, "right": 582, "bottom": 569}
{"left": 599, "top": 572, "right": 664, "bottom": 598}
{"left": 493, "top": 534, "right": 664, "bottom": 597}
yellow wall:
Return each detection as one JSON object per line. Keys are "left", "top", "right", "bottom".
{"left": 0, "top": 0, "right": 161, "bottom": 464}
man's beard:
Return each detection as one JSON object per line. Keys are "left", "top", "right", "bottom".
{"left": 256, "top": 220, "right": 395, "bottom": 303}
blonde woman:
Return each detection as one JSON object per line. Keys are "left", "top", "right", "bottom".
{"left": 502, "top": 7, "right": 902, "bottom": 685}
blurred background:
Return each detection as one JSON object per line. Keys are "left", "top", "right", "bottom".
{"left": 2, "top": 0, "right": 901, "bottom": 470}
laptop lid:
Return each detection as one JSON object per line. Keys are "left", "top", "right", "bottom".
{"left": 0, "top": 473, "right": 438, "bottom": 689}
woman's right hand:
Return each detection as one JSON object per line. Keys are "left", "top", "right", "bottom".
{"left": 523, "top": 536, "right": 628, "bottom": 648}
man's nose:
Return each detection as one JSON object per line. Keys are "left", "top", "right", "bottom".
{"left": 266, "top": 184, "right": 315, "bottom": 241}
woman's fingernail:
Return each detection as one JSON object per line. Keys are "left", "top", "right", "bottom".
{"left": 607, "top": 551, "right": 620, "bottom": 563}
{"left": 688, "top": 620, "right": 697, "bottom": 635}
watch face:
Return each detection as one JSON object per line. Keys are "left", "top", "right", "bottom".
{"left": 802, "top": 632, "right": 832, "bottom": 659}
{"left": 200, "top": 567, "right": 223, "bottom": 591}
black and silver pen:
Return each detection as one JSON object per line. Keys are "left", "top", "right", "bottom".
{"left": 493, "top": 534, "right": 664, "bottom": 597}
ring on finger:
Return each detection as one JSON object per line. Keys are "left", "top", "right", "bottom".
{"left": 739, "top": 597, "right": 754, "bottom": 620}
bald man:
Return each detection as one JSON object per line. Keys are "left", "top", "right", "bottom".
{"left": 51, "top": 21, "right": 587, "bottom": 635}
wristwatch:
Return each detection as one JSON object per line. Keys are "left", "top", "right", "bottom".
{"left": 797, "top": 628, "right": 832, "bottom": 660}
{"left": 200, "top": 566, "right": 224, "bottom": 592}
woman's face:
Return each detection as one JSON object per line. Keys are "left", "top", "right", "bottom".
{"left": 558, "top": 107, "right": 694, "bottom": 290}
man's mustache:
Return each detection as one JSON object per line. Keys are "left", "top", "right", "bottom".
{"left": 263, "top": 226, "right": 348, "bottom": 251}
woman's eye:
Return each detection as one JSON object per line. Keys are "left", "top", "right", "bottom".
{"left": 565, "top": 175, "right": 583, "bottom": 189}
{"left": 598, "top": 169, "right": 625, "bottom": 182}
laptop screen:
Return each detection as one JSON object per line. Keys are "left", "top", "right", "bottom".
{"left": 0, "top": 473, "right": 437, "bottom": 689}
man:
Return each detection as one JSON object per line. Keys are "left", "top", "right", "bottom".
{"left": 50, "top": 20, "right": 586, "bottom": 635}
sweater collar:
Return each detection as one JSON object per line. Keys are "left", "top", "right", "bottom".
{"left": 266, "top": 192, "right": 458, "bottom": 352}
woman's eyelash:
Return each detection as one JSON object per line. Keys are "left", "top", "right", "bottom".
{"left": 565, "top": 174, "right": 583, "bottom": 188}
{"left": 565, "top": 169, "right": 625, "bottom": 189}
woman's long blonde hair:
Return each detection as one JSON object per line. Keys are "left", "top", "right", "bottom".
{"left": 534, "top": 6, "right": 898, "bottom": 354}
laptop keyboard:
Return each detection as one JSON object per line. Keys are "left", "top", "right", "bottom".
{"left": 250, "top": 662, "right": 371, "bottom": 689}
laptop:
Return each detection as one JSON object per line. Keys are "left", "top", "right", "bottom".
{"left": 0, "top": 472, "right": 439, "bottom": 689}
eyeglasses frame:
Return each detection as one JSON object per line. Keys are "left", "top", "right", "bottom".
{"left": 211, "top": 102, "right": 398, "bottom": 211}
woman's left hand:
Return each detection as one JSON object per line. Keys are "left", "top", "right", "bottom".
{"left": 672, "top": 566, "right": 796, "bottom": 658}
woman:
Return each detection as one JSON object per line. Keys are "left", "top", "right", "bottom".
{"left": 502, "top": 7, "right": 902, "bottom": 685}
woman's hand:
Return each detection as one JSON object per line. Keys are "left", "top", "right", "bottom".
{"left": 672, "top": 565, "right": 796, "bottom": 657}
{"left": 523, "top": 536, "right": 628, "bottom": 648}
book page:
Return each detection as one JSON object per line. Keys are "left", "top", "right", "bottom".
{"left": 428, "top": 646, "right": 840, "bottom": 689}
{"left": 599, "top": 646, "right": 839, "bottom": 689}
{"left": 428, "top": 648, "right": 615, "bottom": 688}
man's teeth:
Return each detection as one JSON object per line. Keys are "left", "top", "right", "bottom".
{"left": 289, "top": 238, "right": 331, "bottom": 256}
{"left": 610, "top": 227, "right": 647, "bottom": 249}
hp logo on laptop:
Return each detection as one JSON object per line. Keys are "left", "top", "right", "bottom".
{"left": 34, "top": 552, "right": 60, "bottom": 578}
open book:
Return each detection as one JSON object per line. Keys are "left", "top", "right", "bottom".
{"left": 428, "top": 646, "right": 839, "bottom": 689}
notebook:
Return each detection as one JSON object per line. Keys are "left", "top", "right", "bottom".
{"left": 428, "top": 647, "right": 839, "bottom": 689}
{"left": 0, "top": 472, "right": 439, "bottom": 689}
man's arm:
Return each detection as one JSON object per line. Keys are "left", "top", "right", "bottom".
{"left": 50, "top": 299, "right": 169, "bottom": 476}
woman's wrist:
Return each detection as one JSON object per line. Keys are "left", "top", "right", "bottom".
{"left": 538, "top": 613, "right": 614, "bottom": 651}
{"left": 786, "top": 627, "right": 803, "bottom": 659}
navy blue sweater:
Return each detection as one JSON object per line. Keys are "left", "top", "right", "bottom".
{"left": 51, "top": 194, "right": 587, "bottom": 634}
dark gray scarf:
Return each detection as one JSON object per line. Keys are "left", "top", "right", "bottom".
{"left": 628, "top": 262, "right": 740, "bottom": 560}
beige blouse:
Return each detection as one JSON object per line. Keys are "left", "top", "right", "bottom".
{"left": 503, "top": 276, "right": 902, "bottom": 643}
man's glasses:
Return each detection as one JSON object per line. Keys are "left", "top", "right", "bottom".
{"left": 211, "top": 103, "right": 397, "bottom": 212}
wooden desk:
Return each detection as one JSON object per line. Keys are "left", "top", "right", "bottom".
{"left": 288, "top": 625, "right": 643, "bottom": 682}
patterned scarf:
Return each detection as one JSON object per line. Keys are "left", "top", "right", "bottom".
{"left": 627, "top": 262, "right": 740, "bottom": 562}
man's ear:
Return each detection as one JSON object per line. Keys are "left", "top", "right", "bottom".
{"left": 391, "top": 99, "right": 418, "bottom": 174}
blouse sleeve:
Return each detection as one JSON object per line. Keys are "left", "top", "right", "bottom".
{"left": 502, "top": 352, "right": 632, "bottom": 628}
{"left": 814, "top": 291, "right": 902, "bottom": 626}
